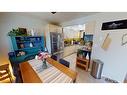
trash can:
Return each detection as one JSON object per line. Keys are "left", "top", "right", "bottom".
{"left": 91, "top": 59, "right": 104, "bottom": 79}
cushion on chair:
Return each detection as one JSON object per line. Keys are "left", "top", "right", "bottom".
{"left": 51, "top": 55, "right": 57, "bottom": 61}
{"left": 59, "top": 59, "right": 70, "bottom": 68}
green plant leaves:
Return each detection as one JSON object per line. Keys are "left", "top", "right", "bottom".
{"left": 8, "top": 28, "right": 27, "bottom": 36}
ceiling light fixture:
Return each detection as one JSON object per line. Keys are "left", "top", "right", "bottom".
{"left": 51, "top": 12, "right": 56, "bottom": 14}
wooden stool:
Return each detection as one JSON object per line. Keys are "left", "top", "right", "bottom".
{"left": 0, "top": 64, "right": 12, "bottom": 82}
{"left": 76, "top": 57, "right": 89, "bottom": 71}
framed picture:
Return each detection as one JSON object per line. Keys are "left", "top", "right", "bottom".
{"left": 101, "top": 19, "right": 127, "bottom": 30}
{"left": 84, "top": 34, "right": 93, "bottom": 42}
{"left": 18, "top": 28, "right": 27, "bottom": 35}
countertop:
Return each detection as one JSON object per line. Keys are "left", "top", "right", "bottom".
{"left": 63, "top": 44, "right": 84, "bottom": 57}
{"left": 64, "top": 44, "right": 83, "bottom": 47}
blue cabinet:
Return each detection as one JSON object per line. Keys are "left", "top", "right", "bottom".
{"left": 9, "top": 36, "right": 45, "bottom": 64}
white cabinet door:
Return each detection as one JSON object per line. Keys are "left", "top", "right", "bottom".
{"left": 56, "top": 26, "right": 62, "bottom": 33}
{"left": 48, "top": 24, "right": 62, "bottom": 33}
{"left": 49, "top": 24, "right": 57, "bottom": 32}
{"left": 63, "top": 28, "right": 79, "bottom": 39}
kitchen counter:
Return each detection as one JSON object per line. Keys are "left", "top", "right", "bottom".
{"left": 64, "top": 44, "right": 79, "bottom": 47}
{"left": 63, "top": 45, "right": 83, "bottom": 57}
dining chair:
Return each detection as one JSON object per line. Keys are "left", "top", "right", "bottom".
{"left": 0, "top": 64, "right": 12, "bottom": 83}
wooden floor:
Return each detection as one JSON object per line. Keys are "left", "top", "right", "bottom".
{"left": 63, "top": 53, "right": 107, "bottom": 83}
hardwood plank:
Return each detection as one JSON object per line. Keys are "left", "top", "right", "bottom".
{"left": 19, "top": 62, "right": 42, "bottom": 83}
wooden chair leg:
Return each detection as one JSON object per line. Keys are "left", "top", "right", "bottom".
{"left": 86, "top": 61, "right": 89, "bottom": 71}
{"left": 73, "top": 79, "right": 76, "bottom": 83}
{"left": 6, "top": 69, "right": 12, "bottom": 83}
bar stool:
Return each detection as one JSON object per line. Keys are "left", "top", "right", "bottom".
{"left": 0, "top": 64, "right": 12, "bottom": 83}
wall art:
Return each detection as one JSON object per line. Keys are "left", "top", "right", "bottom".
{"left": 102, "top": 19, "right": 127, "bottom": 30}
{"left": 122, "top": 33, "right": 127, "bottom": 46}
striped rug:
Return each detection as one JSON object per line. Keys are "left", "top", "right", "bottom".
{"left": 28, "top": 59, "right": 72, "bottom": 83}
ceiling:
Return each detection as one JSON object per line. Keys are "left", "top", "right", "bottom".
{"left": 64, "top": 24, "right": 85, "bottom": 31}
{"left": 21, "top": 12, "right": 98, "bottom": 25}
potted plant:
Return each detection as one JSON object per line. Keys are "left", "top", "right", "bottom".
{"left": 77, "top": 49, "right": 83, "bottom": 58}
{"left": 35, "top": 52, "right": 51, "bottom": 69}
{"left": 8, "top": 28, "right": 19, "bottom": 36}
{"left": 8, "top": 28, "right": 27, "bottom": 36}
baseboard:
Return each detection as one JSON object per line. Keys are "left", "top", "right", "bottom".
{"left": 101, "top": 76, "right": 119, "bottom": 83}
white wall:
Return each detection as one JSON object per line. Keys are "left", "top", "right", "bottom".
{"left": 92, "top": 13, "right": 127, "bottom": 82}
{"left": 0, "top": 13, "right": 48, "bottom": 57}
{"left": 61, "top": 12, "right": 127, "bottom": 82}
{"left": 85, "top": 21, "right": 96, "bottom": 34}
{"left": 61, "top": 14, "right": 96, "bottom": 27}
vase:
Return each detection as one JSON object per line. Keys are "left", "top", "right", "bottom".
{"left": 42, "top": 59, "right": 47, "bottom": 69}
{"left": 31, "top": 29, "right": 35, "bottom": 36}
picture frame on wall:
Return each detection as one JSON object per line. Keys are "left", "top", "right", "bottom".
{"left": 83, "top": 34, "right": 93, "bottom": 42}
{"left": 101, "top": 19, "right": 127, "bottom": 30}
{"left": 18, "top": 28, "right": 27, "bottom": 35}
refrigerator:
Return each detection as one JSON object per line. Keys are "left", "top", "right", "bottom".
{"left": 46, "top": 32, "right": 64, "bottom": 60}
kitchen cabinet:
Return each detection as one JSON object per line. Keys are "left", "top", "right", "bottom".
{"left": 63, "top": 28, "right": 79, "bottom": 39}
{"left": 44, "top": 24, "right": 63, "bottom": 46}
{"left": 46, "top": 24, "right": 62, "bottom": 33}
{"left": 9, "top": 36, "right": 45, "bottom": 64}
{"left": 63, "top": 45, "right": 83, "bottom": 57}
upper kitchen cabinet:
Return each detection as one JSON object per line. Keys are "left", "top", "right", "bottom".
{"left": 45, "top": 24, "right": 62, "bottom": 33}
{"left": 63, "top": 28, "right": 79, "bottom": 39}
{"left": 44, "top": 24, "right": 63, "bottom": 46}
{"left": 63, "top": 24, "right": 85, "bottom": 39}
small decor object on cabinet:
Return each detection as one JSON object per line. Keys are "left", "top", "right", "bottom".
{"left": 18, "top": 28, "right": 27, "bottom": 36}
{"left": 20, "top": 44, "right": 24, "bottom": 48}
{"left": 102, "top": 19, "right": 127, "bottom": 30}
{"left": 30, "top": 29, "right": 35, "bottom": 36}
{"left": 17, "top": 51, "right": 26, "bottom": 57}
{"left": 29, "top": 42, "right": 33, "bottom": 47}
{"left": 35, "top": 52, "right": 51, "bottom": 69}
